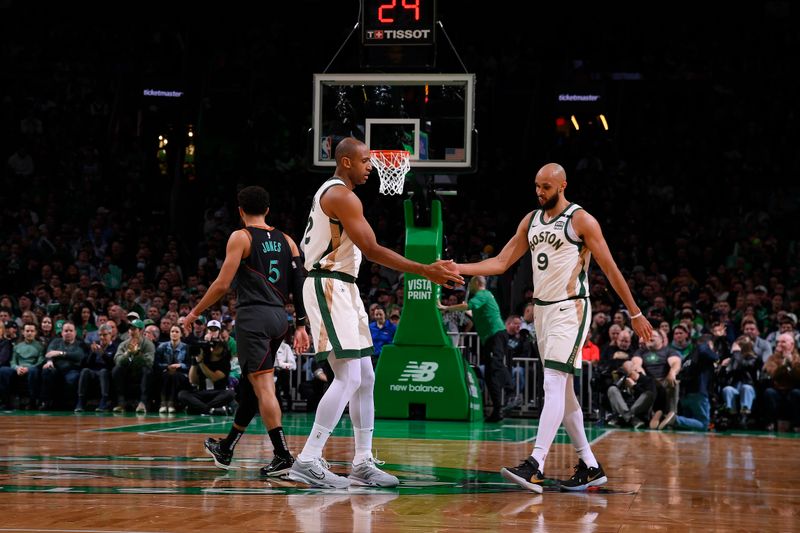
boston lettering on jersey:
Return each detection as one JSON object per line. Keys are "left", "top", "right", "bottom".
{"left": 527, "top": 204, "right": 590, "bottom": 304}
{"left": 529, "top": 230, "right": 564, "bottom": 252}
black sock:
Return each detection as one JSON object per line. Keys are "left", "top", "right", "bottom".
{"left": 221, "top": 426, "right": 245, "bottom": 452}
{"left": 268, "top": 426, "right": 291, "bottom": 458}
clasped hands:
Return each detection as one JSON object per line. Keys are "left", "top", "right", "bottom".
{"left": 424, "top": 259, "right": 464, "bottom": 287}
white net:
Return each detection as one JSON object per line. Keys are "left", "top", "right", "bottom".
{"left": 370, "top": 150, "right": 410, "bottom": 196}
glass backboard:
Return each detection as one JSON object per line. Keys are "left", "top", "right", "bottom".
{"left": 311, "top": 73, "right": 475, "bottom": 171}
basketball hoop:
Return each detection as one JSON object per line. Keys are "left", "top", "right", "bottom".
{"left": 370, "top": 150, "right": 410, "bottom": 196}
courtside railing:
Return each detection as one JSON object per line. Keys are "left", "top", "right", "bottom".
{"left": 283, "top": 333, "right": 597, "bottom": 419}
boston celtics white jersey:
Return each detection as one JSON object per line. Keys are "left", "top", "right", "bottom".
{"left": 527, "top": 203, "right": 590, "bottom": 304}
{"left": 301, "top": 177, "right": 362, "bottom": 278}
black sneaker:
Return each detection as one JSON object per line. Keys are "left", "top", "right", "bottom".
{"left": 500, "top": 456, "right": 545, "bottom": 493}
{"left": 260, "top": 455, "right": 295, "bottom": 477}
{"left": 204, "top": 437, "right": 233, "bottom": 470}
{"left": 560, "top": 459, "right": 607, "bottom": 491}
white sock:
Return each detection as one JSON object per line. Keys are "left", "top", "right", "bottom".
{"left": 299, "top": 423, "right": 333, "bottom": 462}
{"left": 350, "top": 358, "right": 376, "bottom": 464}
{"left": 562, "top": 374, "right": 598, "bottom": 468}
{"left": 531, "top": 368, "right": 567, "bottom": 471}
{"left": 353, "top": 428, "right": 374, "bottom": 464}
{"left": 299, "top": 357, "right": 362, "bottom": 462}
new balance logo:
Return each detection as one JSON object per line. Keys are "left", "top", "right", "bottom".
{"left": 398, "top": 361, "right": 438, "bottom": 382}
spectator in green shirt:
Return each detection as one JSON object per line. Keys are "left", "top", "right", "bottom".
{"left": 439, "top": 276, "right": 511, "bottom": 422}
{"left": 0, "top": 324, "right": 44, "bottom": 409}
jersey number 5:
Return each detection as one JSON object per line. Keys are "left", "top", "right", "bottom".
{"left": 268, "top": 259, "right": 280, "bottom": 283}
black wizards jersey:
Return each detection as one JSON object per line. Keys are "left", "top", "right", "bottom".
{"left": 234, "top": 226, "right": 293, "bottom": 309}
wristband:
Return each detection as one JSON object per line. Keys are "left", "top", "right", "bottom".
{"left": 630, "top": 312, "right": 643, "bottom": 320}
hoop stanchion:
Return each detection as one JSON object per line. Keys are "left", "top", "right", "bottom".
{"left": 370, "top": 150, "right": 410, "bottom": 195}
{"left": 374, "top": 199, "right": 484, "bottom": 422}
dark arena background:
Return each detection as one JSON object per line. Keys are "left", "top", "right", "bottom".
{"left": 1, "top": 2, "right": 799, "bottom": 532}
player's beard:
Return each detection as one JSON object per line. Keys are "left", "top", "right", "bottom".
{"left": 539, "top": 193, "right": 559, "bottom": 210}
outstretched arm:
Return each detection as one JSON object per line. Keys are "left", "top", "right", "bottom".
{"left": 573, "top": 210, "right": 652, "bottom": 343}
{"left": 324, "top": 187, "right": 463, "bottom": 286}
{"left": 184, "top": 230, "right": 248, "bottom": 335}
{"left": 438, "top": 301, "right": 468, "bottom": 312}
{"left": 457, "top": 212, "right": 534, "bottom": 276}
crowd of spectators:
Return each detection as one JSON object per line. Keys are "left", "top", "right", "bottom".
{"left": 1, "top": 5, "right": 798, "bottom": 430}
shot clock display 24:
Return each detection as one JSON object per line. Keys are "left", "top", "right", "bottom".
{"left": 361, "top": 0, "right": 436, "bottom": 46}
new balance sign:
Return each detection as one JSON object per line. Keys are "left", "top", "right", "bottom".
{"left": 398, "top": 361, "right": 438, "bottom": 382}
{"left": 390, "top": 361, "right": 444, "bottom": 393}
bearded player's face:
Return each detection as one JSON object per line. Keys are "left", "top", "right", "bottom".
{"left": 535, "top": 179, "right": 559, "bottom": 210}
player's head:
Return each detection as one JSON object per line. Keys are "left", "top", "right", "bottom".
{"left": 534, "top": 163, "right": 566, "bottom": 210}
{"left": 335, "top": 137, "right": 372, "bottom": 187}
{"left": 237, "top": 185, "right": 270, "bottom": 217}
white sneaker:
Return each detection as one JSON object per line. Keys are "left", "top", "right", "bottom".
{"left": 349, "top": 457, "right": 399, "bottom": 487}
{"left": 287, "top": 457, "right": 351, "bottom": 489}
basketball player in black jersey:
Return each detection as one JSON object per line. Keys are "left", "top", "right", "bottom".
{"left": 184, "top": 185, "right": 310, "bottom": 476}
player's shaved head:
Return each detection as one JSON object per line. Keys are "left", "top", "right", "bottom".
{"left": 536, "top": 163, "right": 566, "bottom": 186}
{"left": 534, "top": 162, "right": 567, "bottom": 210}
{"left": 335, "top": 137, "right": 366, "bottom": 163}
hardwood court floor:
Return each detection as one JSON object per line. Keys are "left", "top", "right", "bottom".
{"left": 0, "top": 411, "right": 798, "bottom": 532}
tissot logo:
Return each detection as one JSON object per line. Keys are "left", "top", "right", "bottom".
{"left": 398, "top": 361, "right": 438, "bottom": 382}
{"left": 366, "top": 29, "right": 431, "bottom": 40}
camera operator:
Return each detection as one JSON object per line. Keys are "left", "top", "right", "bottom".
{"left": 606, "top": 360, "right": 656, "bottom": 428}
{"left": 177, "top": 338, "right": 235, "bottom": 415}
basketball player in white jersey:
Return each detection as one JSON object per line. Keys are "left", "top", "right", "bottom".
{"left": 288, "top": 137, "right": 463, "bottom": 488}
{"left": 456, "top": 162, "right": 652, "bottom": 492}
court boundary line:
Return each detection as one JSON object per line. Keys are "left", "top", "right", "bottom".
{"left": 0, "top": 529, "right": 169, "bottom": 533}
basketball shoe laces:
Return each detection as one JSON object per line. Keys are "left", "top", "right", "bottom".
{"left": 358, "top": 452, "right": 387, "bottom": 469}
{"left": 317, "top": 457, "right": 333, "bottom": 471}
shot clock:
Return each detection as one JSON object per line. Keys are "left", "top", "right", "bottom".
{"left": 361, "top": 0, "right": 436, "bottom": 46}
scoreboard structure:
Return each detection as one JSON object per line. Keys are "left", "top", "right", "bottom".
{"left": 361, "top": 0, "right": 436, "bottom": 46}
